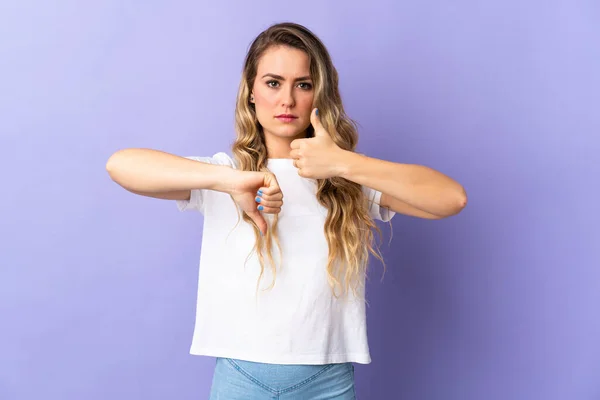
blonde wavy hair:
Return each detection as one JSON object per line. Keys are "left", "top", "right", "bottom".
{"left": 232, "top": 22, "right": 384, "bottom": 298}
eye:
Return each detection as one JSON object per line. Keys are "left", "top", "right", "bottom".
{"left": 266, "top": 80, "right": 279, "bottom": 88}
{"left": 298, "top": 82, "right": 313, "bottom": 90}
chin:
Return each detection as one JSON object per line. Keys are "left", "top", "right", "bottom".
{"left": 264, "top": 125, "right": 306, "bottom": 138}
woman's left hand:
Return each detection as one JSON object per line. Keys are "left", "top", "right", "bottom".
{"left": 290, "top": 108, "right": 348, "bottom": 179}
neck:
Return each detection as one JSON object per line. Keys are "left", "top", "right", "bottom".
{"left": 264, "top": 130, "right": 307, "bottom": 158}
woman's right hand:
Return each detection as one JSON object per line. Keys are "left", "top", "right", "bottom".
{"left": 226, "top": 170, "right": 283, "bottom": 235}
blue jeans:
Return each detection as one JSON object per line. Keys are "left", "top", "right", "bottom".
{"left": 209, "top": 357, "right": 356, "bottom": 399}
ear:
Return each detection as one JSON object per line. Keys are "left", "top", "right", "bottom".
{"left": 249, "top": 92, "right": 255, "bottom": 103}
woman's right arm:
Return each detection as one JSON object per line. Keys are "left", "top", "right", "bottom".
{"left": 105, "top": 148, "right": 236, "bottom": 200}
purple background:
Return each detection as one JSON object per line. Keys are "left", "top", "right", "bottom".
{"left": 1, "top": 1, "right": 599, "bottom": 399}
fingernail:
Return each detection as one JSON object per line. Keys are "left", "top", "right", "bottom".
{"left": 257, "top": 190, "right": 263, "bottom": 195}
{"left": 316, "top": 108, "right": 319, "bottom": 116}
{"left": 260, "top": 231, "right": 263, "bottom": 236}
{"left": 258, "top": 205, "right": 264, "bottom": 211}
{"left": 255, "top": 197, "right": 261, "bottom": 203}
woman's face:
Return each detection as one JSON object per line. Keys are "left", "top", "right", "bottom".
{"left": 251, "top": 45, "right": 314, "bottom": 141}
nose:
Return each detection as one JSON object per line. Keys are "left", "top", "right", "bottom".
{"left": 280, "top": 85, "right": 295, "bottom": 108}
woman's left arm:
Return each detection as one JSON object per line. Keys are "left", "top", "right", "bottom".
{"left": 290, "top": 109, "right": 468, "bottom": 220}
{"left": 337, "top": 151, "right": 467, "bottom": 219}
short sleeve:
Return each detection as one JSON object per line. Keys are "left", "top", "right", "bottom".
{"left": 175, "top": 152, "right": 236, "bottom": 213}
{"left": 362, "top": 186, "right": 396, "bottom": 222}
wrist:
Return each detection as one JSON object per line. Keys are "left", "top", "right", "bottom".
{"left": 209, "top": 166, "right": 239, "bottom": 194}
{"left": 337, "top": 150, "right": 362, "bottom": 180}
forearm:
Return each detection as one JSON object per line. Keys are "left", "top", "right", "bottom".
{"left": 106, "top": 148, "right": 236, "bottom": 194}
{"left": 338, "top": 151, "right": 467, "bottom": 217}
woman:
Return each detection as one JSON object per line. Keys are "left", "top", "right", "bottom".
{"left": 106, "top": 22, "right": 466, "bottom": 400}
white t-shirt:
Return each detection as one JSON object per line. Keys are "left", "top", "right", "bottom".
{"left": 176, "top": 152, "right": 395, "bottom": 365}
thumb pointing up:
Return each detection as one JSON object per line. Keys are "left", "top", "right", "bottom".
{"left": 310, "top": 108, "right": 326, "bottom": 137}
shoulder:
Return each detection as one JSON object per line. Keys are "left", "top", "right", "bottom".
{"left": 184, "top": 152, "right": 237, "bottom": 168}
{"left": 361, "top": 185, "right": 380, "bottom": 202}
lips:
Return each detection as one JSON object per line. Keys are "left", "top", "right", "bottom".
{"left": 276, "top": 114, "right": 298, "bottom": 123}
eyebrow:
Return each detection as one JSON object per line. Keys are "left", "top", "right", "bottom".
{"left": 261, "top": 73, "right": 311, "bottom": 81}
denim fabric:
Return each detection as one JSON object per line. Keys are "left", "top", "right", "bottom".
{"left": 209, "top": 357, "right": 356, "bottom": 399}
